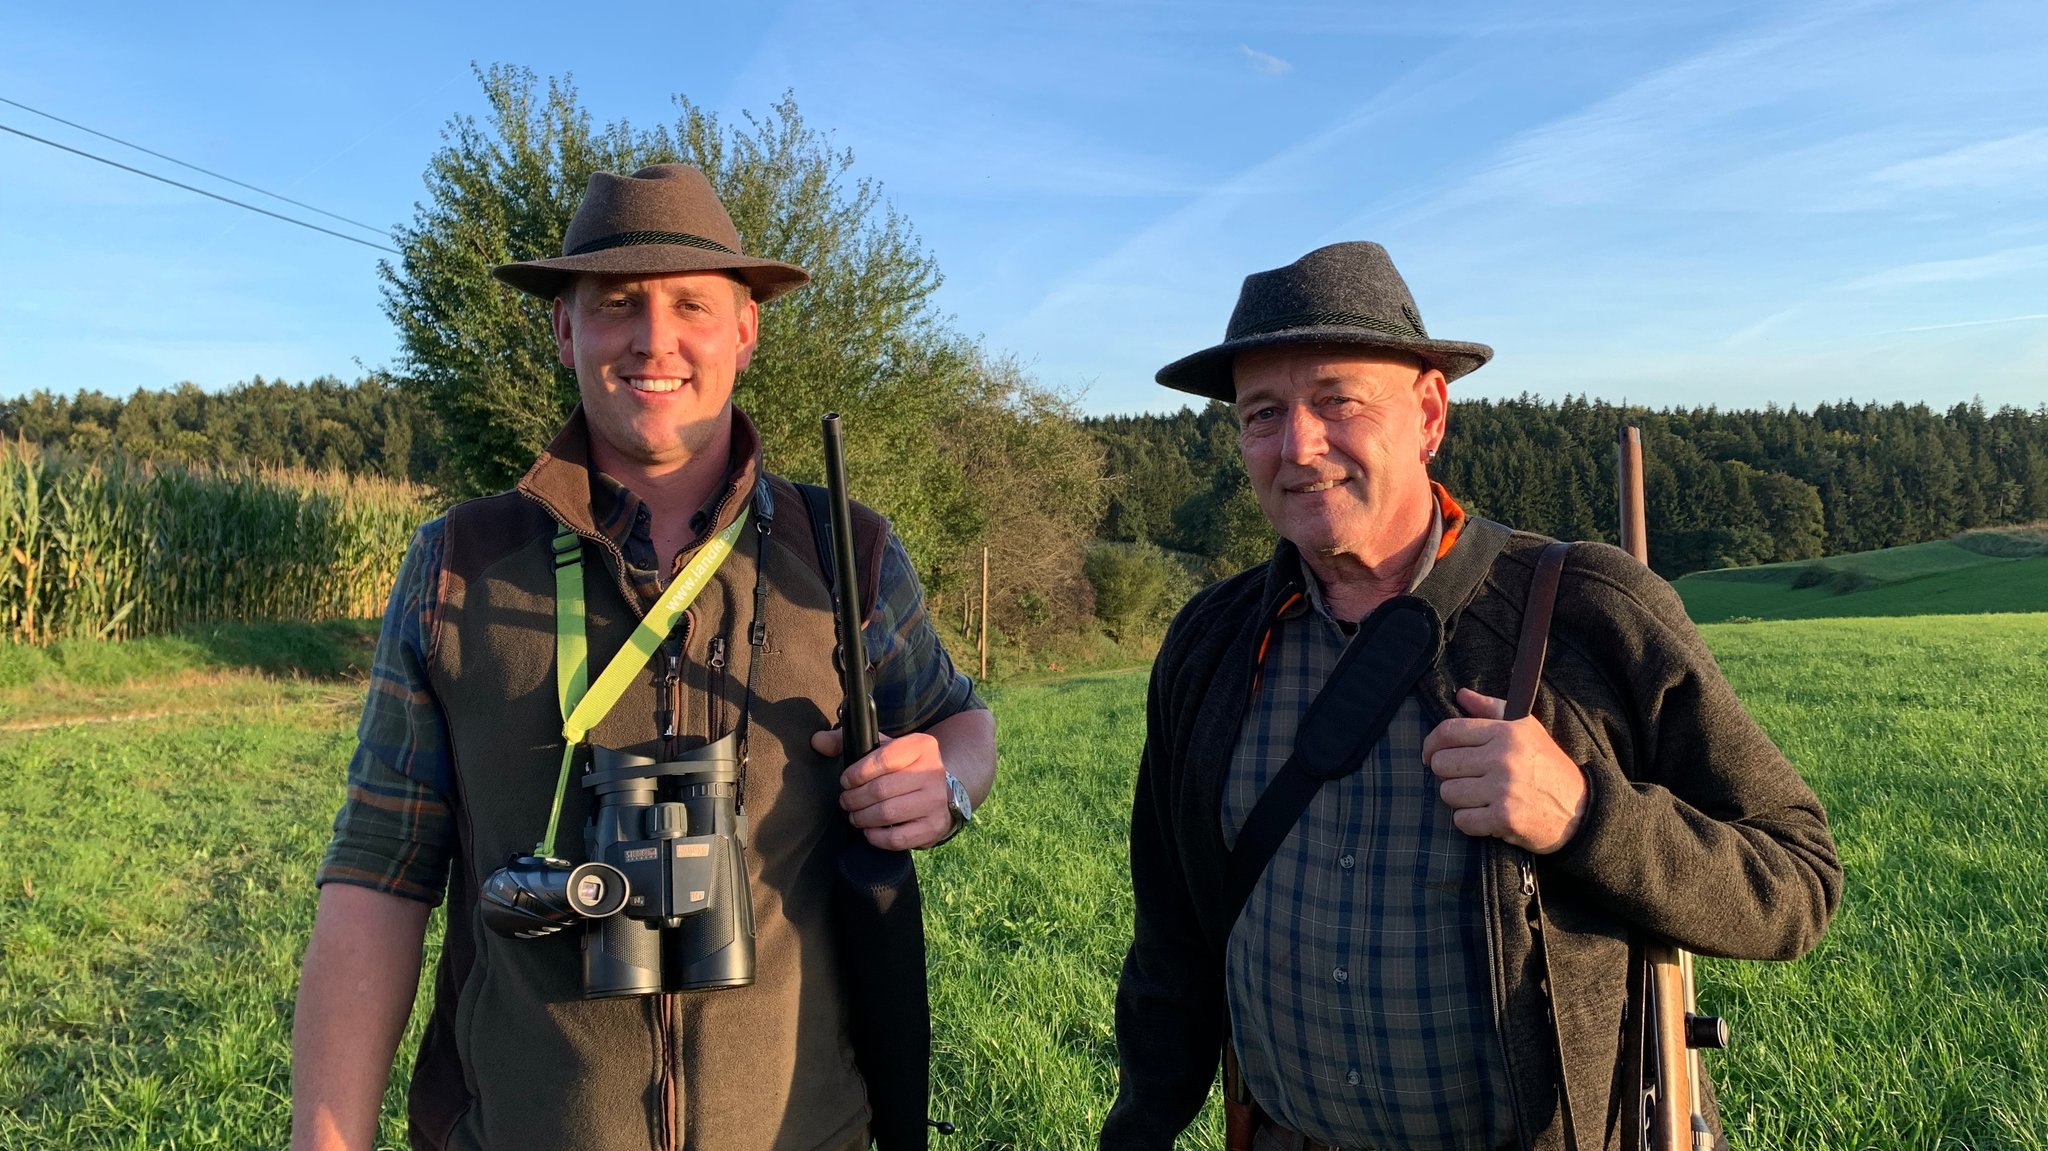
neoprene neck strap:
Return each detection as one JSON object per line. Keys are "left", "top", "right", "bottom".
{"left": 532, "top": 510, "right": 747, "bottom": 859}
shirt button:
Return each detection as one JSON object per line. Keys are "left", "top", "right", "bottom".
{"left": 1338, "top": 853, "right": 1355, "bottom": 870}
{"left": 1346, "top": 1069, "right": 1362, "bottom": 1087}
{"left": 1332, "top": 966, "right": 1348, "bottom": 984}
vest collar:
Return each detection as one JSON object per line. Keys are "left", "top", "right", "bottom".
{"left": 517, "top": 404, "right": 765, "bottom": 550}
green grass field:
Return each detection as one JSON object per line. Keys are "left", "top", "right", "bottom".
{"left": 4, "top": 614, "right": 2045, "bottom": 1148}
{"left": 1677, "top": 536, "right": 2048, "bottom": 623}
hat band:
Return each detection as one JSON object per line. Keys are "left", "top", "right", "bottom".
{"left": 1232, "top": 309, "right": 1427, "bottom": 341}
{"left": 566, "top": 229, "right": 738, "bottom": 258}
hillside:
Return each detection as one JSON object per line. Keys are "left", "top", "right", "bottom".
{"left": 1677, "top": 526, "right": 2048, "bottom": 623}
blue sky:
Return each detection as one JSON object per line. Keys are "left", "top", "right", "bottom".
{"left": 4, "top": 0, "right": 2044, "bottom": 415}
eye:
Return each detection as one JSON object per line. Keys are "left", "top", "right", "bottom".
{"left": 1319, "top": 394, "right": 1364, "bottom": 419}
{"left": 1238, "top": 406, "right": 1281, "bottom": 435}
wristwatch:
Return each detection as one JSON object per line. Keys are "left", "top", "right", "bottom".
{"left": 934, "top": 772, "right": 974, "bottom": 846}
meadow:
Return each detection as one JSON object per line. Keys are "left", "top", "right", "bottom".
{"left": 1676, "top": 525, "right": 2048, "bottom": 624}
{"left": 3, "top": 613, "right": 2045, "bottom": 1148}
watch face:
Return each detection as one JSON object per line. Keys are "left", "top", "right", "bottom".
{"left": 946, "top": 773, "right": 973, "bottom": 822}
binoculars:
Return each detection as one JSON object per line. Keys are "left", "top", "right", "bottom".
{"left": 480, "top": 734, "right": 754, "bottom": 998}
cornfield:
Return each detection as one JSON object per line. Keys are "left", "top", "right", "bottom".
{"left": 1, "top": 439, "right": 434, "bottom": 645}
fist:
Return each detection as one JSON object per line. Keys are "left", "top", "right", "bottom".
{"left": 810, "top": 728, "right": 952, "bottom": 851}
{"left": 1421, "top": 688, "right": 1588, "bottom": 854}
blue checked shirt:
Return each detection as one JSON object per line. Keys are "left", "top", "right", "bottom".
{"left": 1221, "top": 512, "right": 1517, "bottom": 1150}
{"left": 317, "top": 471, "right": 980, "bottom": 904}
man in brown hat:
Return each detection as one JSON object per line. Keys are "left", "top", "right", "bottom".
{"left": 1099, "top": 242, "right": 1839, "bottom": 1151}
{"left": 290, "top": 164, "right": 994, "bottom": 1151}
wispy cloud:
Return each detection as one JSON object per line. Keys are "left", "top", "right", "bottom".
{"left": 1441, "top": 7, "right": 1860, "bottom": 209}
{"left": 1844, "top": 244, "right": 2048, "bottom": 291}
{"left": 1871, "top": 129, "right": 2048, "bottom": 192}
{"left": 1239, "top": 45, "right": 1292, "bottom": 76}
{"left": 1889, "top": 312, "right": 2048, "bottom": 334}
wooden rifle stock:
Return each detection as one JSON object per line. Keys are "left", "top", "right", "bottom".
{"left": 1617, "top": 427, "right": 1719, "bottom": 1151}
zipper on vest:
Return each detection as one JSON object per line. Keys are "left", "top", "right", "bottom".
{"left": 658, "top": 993, "right": 680, "bottom": 1151}
{"left": 707, "top": 635, "right": 728, "bottom": 739}
{"left": 519, "top": 491, "right": 642, "bottom": 613}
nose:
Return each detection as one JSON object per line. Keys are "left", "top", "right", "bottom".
{"left": 1278, "top": 404, "right": 1326, "bottom": 463}
{"left": 631, "top": 304, "right": 681, "bottom": 358}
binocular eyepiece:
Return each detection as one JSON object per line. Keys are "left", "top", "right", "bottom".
{"left": 481, "top": 856, "right": 630, "bottom": 937}
{"left": 481, "top": 733, "right": 755, "bottom": 998}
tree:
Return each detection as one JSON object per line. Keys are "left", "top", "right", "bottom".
{"left": 380, "top": 65, "right": 947, "bottom": 500}
{"left": 379, "top": 65, "right": 1106, "bottom": 631}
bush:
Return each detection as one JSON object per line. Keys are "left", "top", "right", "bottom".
{"left": 1790, "top": 565, "right": 1831, "bottom": 590}
{"left": 1084, "top": 543, "right": 1196, "bottom": 641}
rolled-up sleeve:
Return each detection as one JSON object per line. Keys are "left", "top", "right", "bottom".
{"left": 316, "top": 520, "right": 457, "bottom": 905}
{"left": 865, "top": 531, "right": 983, "bottom": 735}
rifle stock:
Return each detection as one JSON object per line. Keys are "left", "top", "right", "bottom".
{"left": 822, "top": 413, "right": 934, "bottom": 1151}
{"left": 1617, "top": 426, "right": 1719, "bottom": 1151}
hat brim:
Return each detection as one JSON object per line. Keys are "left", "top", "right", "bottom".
{"left": 491, "top": 245, "right": 811, "bottom": 303}
{"left": 1155, "top": 327, "right": 1494, "bottom": 402}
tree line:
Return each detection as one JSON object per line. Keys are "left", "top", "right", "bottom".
{"left": 7, "top": 68, "right": 2045, "bottom": 650}
{"left": 1091, "top": 396, "right": 2048, "bottom": 578}
{"left": 1, "top": 375, "right": 438, "bottom": 482}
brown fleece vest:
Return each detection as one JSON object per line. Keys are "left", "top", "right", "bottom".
{"left": 406, "top": 414, "right": 887, "bottom": 1151}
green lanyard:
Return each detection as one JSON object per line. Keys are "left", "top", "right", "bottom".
{"left": 532, "top": 511, "right": 747, "bottom": 858}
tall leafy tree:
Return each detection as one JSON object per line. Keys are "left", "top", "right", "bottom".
{"left": 377, "top": 65, "right": 1104, "bottom": 632}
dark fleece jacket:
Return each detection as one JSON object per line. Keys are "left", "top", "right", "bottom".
{"left": 1100, "top": 522, "right": 1842, "bottom": 1151}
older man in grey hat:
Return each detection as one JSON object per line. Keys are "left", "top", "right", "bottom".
{"left": 290, "top": 164, "right": 994, "bottom": 1151}
{"left": 1100, "top": 243, "right": 1839, "bottom": 1151}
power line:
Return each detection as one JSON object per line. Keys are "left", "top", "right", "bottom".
{"left": 0, "top": 122, "right": 400, "bottom": 255}
{"left": 0, "top": 95, "right": 389, "bottom": 237}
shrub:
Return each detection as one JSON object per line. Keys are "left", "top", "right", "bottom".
{"left": 1084, "top": 542, "right": 1193, "bottom": 641}
{"left": 1790, "top": 565, "right": 1831, "bottom": 590}
{"left": 1829, "top": 569, "right": 1868, "bottom": 595}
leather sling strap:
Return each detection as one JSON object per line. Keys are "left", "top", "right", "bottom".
{"left": 1218, "top": 519, "right": 1510, "bottom": 931}
{"left": 1506, "top": 542, "right": 1571, "bottom": 721}
{"left": 1510, "top": 540, "right": 1579, "bottom": 1151}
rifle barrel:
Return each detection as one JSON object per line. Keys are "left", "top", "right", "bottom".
{"left": 822, "top": 413, "right": 878, "bottom": 760}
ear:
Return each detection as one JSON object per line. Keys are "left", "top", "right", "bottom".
{"left": 550, "top": 294, "right": 576, "bottom": 371}
{"left": 1417, "top": 368, "right": 1449, "bottom": 453}
{"left": 733, "top": 297, "right": 761, "bottom": 373}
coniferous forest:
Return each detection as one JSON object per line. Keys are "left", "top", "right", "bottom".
{"left": 1089, "top": 396, "right": 2048, "bottom": 578}
{"left": 6, "top": 379, "right": 2047, "bottom": 581}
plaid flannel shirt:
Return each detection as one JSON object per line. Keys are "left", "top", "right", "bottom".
{"left": 1220, "top": 494, "right": 1517, "bottom": 1150}
{"left": 317, "top": 471, "right": 980, "bottom": 903}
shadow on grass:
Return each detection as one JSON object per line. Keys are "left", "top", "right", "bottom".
{"left": 0, "top": 618, "right": 381, "bottom": 689}
{"left": 187, "top": 619, "right": 380, "bottom": 680}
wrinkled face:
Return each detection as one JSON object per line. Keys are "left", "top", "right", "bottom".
{"left": 1233, "top": 347, "right": 1447, "bottom": 566}
{"left": 551, "top": 272, "right": 759, "bottom": 474}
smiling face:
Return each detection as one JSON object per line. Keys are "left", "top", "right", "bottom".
{"left": 550, "top": 271, "right": 759, "bottom": 478}
{"left": 1233, "top": 346, "right": 1447, "bottom": 573}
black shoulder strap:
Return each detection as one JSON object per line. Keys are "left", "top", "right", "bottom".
{"left": 797, "top": 482, "right": 838, "bottom": 599}
{"left": 1219, "top": 523, "right": 1511, "bottom": 929}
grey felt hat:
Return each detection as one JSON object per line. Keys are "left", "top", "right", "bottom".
{"left": 1155, "top": 241, "right": 1492, "bottom": 401}
{"left": 491, "top": 164, "right": 810, "bottom": 302}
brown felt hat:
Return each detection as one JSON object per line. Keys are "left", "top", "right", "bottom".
{"left": 1156, "top": 241, "right": 1492, "bottom": 401}
{"left": 491, "top": 164, "right": 810, "bottom": 302}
